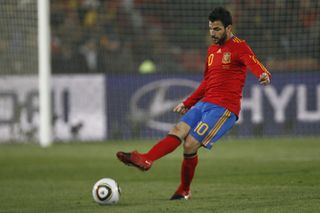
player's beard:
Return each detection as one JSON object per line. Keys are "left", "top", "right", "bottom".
{"left": 212, "top": 31, "right": 227, "bottom": 45}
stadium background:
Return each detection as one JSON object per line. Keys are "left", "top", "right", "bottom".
{"left": 0, "top": 0, "right": 319, "bottom": 142}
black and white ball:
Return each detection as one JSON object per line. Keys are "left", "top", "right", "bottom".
{"left": 92, "top": 178, "right": 121, "bottom": 205}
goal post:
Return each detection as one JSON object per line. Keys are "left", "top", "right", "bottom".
{"left": 38, "top": 0, "right": 52, "bottom": 147}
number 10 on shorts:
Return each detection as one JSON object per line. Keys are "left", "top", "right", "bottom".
{"left": 194, "top": 121, "right": 209, "bottom": 136}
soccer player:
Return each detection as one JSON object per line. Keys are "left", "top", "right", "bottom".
{"left": 116, "top": 7, "right": 271, "bottom": 200}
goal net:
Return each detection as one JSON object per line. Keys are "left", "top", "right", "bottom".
{"left": 0, "top": 1, "right": 39, "bottom": 142}
{"left": 0, "top": 0, "right": 319, "bottom": 143}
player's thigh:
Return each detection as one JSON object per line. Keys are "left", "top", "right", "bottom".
{"left": 168, "top": 122, "right": 191, "bottom": 139}
{"left": 170, "top": 102, "right": 204, "bottom": 139}
{"left": 189, "top": 108, "right": 236, "bottom": 150}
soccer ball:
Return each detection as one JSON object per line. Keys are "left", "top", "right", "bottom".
{"left": 92, "top": 178, "right": 121, "bottom": 205}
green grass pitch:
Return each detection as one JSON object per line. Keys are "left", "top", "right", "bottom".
{"left": 0, "top": 137, "right": 320, "bottom": 213}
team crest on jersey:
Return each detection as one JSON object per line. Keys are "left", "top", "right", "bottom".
{"left": 222, "top": 52, "right": 231, "bottom": 64}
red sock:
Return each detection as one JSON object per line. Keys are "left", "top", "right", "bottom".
{"left": 143, "top": 134, "right": 182, "bottom": 161}
{"left": 177, "top": 154, "right": 198, "bottom": 193}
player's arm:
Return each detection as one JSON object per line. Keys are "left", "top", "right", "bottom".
{"left": 239, "top": 42, "right": 271, "bottom": 86}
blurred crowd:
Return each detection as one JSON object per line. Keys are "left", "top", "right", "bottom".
{"left": 233, "top": 0, "right": 320, "bottom": 71}
{"left": 0, "top": 0, "right": 319, "bottom": 74}
{"left": 50, "top": 0, "right": 189, "bottom": 74}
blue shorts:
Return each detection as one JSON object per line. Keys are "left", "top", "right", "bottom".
{"left": 180, "top": 102, "right": 236, "bottom": 150}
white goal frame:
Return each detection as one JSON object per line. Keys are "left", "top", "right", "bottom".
{"left": 38, "top": 0, "right": 52, "bottom": 147}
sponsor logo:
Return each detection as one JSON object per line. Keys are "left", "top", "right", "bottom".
{"left": 0, "top": 75, "right": 106, "bottom": 142}
{"left": 129, "top": 79, "right": 199, "bottom": 131}
{"left": 144, "top": 160, "right": 152, "bottom": 166}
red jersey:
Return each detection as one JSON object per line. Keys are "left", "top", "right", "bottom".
{"left": 183, "top": 36, "right": 271, "bottom": 117}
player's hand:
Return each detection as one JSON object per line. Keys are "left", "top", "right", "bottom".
{"left": 259, "top": 73, "right": 270, "bottom": 86}
{"left": 173, "top": 103, "right": 188, "bottom": 115}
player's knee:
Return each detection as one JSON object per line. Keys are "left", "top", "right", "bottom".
{"left": 183, "top": 142, "right": 193, "bottom": 152}
{"left": 168, "top": 123, "right": 190, "bottom": 139}
{"left": 183, "top": 140, "right": 199, "bottom": 154}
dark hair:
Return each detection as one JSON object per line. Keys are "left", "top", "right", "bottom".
{"left": 208, "top": 7, "right": 232, "bottom": 28}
